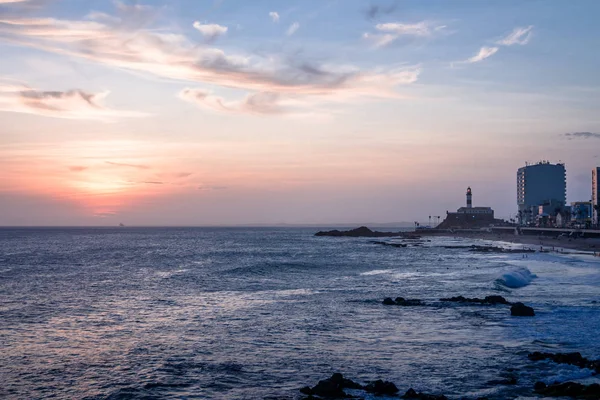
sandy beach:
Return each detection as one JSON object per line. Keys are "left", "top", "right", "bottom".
{"left": 423, "top": 231, "right": 600, "bottom": 255}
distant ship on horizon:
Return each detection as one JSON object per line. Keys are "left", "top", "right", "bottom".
{"left": 119, "top": 223, "right": 125, "bottom": 227}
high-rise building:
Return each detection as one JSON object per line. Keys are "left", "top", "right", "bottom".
{"left": 517, "top": 161, "right": 566, "bottom": 223}
{"left": 593, "top": 167, "right": 600, "bottom": 226}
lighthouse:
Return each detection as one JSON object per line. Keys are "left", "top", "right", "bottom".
{"left": 466, "top": 187, "right": 472, "bottom": 209}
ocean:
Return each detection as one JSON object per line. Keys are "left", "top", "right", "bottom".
{"left": 1, "top": 227, "right": 599, "bottom": 399}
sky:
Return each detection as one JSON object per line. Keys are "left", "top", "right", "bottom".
{"left": 1, "top": 0, "right": 600, "bottom": 226}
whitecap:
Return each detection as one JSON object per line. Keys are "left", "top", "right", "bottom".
{"left": 360, "top": 269, "right": 394, "bottom": 276}
{"left": 495, "top": 267, "right": 537, "bottom": 289}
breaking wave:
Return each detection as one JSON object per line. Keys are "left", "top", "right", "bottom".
{"left": 495, "top": 267, "right": 537, "bottom": 289}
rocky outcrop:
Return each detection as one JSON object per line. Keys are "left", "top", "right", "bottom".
{"left": 402, "top": 388, "right": 448, "bottom": 399}
{"left": 364, "top": 379, "right": 399, "bottom": 395}
{"left": 534, "top": 381, "right": 600, "bottom": 398}
{"left": 383, "top": 297, "right": 424, "bottom": 306}
{"left": 315, "top": 226, "right": 404, "bottom": 238}
{"left": 299, "top": 374, "right": 448, "bottom": 399}
{"left": 299, "top": 373, "right": 362, "bottom": 398}
{"left": 510, "top": 302, "right": 535, "bottom": 316}
{"left": 440, "top": 295, "right": 510, "bottom": 305}
{"left": 528, "top": 352, "right": 600, "bottom": 373}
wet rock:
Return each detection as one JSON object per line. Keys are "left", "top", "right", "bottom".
{"left": 402, "top": 388, "right": 448, "bottom": 399}
{"left": 300, "top": 373, "right": 362, "bottom": 398}
{"left": 484, "top": 295, "right": 510, "bottom": 305}
{"left": 329, "top": 373, "right": 363, "bottom": 390}
{"left": 383, "top": 297, "right": 396, "bottom": 305}
{"left": 440, "top": 295, "right": 510, "bottom": 305}
{"left": 510, "top": 302, "right": 535, "bottom": 316}
{"left": 299, "top": 386, "right": 313, "bottom": 395}
{"left": 528, "top": 352, "right": 600, "bottom": 373}
{"left": 534, "top": 381, "right": 600, "bottom": 398}
{"left": 364, "top": 379, "right": 399, "bottom": 395}
{"left": 396, "top": 298, "right": 424, "bottom": 306}
{"left": 382, "top": 297, "right": 423, "bottom": 306}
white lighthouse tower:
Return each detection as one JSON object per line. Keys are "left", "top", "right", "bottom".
{"left": 466, "top": 187, "right": 472, "bottom": 209}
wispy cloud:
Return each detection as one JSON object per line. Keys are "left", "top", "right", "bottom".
{"left": 69, "top": 166, "right": 88, "bottom": 172}
{"left": 179, "top": 89, "right": 288, "bottom": 115}
{"left": 564, "top": 132, "right": 600, "bottom": 140}
{"left": 193, "top": 21, "right": 228, "bottom": 41}
{"left": 363, "top": 21, "right": 446, "bottom": 48}
{"left": 269, "top": 11, "right": 279, "bottom": 23}
{"left": 286, "top": 22, "right": 300, "bottom": 36}
{"left": 497, "top": 26, "right": 533, "bottom": 46}
{"left": 0, "top": 80, "right": 146, "bottom": 120}
{"left": 463, "top": 46, "right": 499, "bottom": 63}
{"left": 105, "top": 161, "right": 150, "bottom": 169}
{"left": 179, "top": 65, "right": 420, "bottom": 116}
{"left": 0, "top": 3, "right": 420, "bottom": 118}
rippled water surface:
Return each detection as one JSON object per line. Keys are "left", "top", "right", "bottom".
{"left": 1, "top": 227, "right": 600, "bottom": 399}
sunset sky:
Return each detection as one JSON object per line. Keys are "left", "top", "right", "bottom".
{"left": 1, "top": 0, "right": 599, "bottom": 226}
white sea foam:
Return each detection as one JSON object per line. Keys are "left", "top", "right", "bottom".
{"left": 155, "top": 269, "right": 188, "bottom": 279}
{"left": 540, "top": 365, "right": 597, "bottom": 385}
{"left": 360, "top": 269, "right": 394, "bottom": 276}
{"left": 495, "top": 267, "right": 537, "bottom": 288}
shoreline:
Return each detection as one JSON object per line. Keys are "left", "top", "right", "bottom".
{"left": 420, "top": 231, "right": 600, "bottom": 255}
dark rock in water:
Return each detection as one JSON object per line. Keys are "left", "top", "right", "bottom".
{"left": 299, "top": 386, "right": 313, "bottom": 395}
{"left": 510, "top": 302, "right": 535, "bottom": 316}
{"left": 484, "top": 295, "right": 510, "bottom": 305}
{"left": 329, "top": 372, "right": 363, "bottom": 390}
{"left": 300, "top": 373, "right": 363, "bottom": 398}
{"left": 403, "top": 388, "right": 448, "bottom": 399}
{"left": 315, "top": 226, "right": 404, "bottom": 238}
{"left": 534, "top": 381, "right": 600, "bottom": 398}
{"left": 364, "top": 379, "right": 399, "bottom": 395}
{"left": 383, "top": 297, "right": 396, "bottom": 305}
{"left": 382, "top": 297, "right": 424, "bottom": 306}
{"left": 396, "top": 298, "right": 423, "bottom": 306}
{"left": 440, "top": 295, "right": 510, "bottom": 305}
{"left": 528, "top": 352, "right": 600, "bottom": 373}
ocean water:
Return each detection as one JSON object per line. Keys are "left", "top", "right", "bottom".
{"left": 1, "top": 227, "right": 599, "bottom": 399}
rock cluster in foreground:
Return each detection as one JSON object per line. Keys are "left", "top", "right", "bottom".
{"left": 510, "top": 302, "right": 535, "bottom": 316}
{"left": 529, "top": 352, "right": 600, "bottom": 373}
{"left": 534, "top": 381, "right": 600, "bottom": 398}
{"left": 299, "top": 373, "right": 446, "bottom": 399}
{"left": 382, "top": 295, "right": 536, "bottom": 317}
{"left": 440, "top": 295, "right": 510, "bottom": 305}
